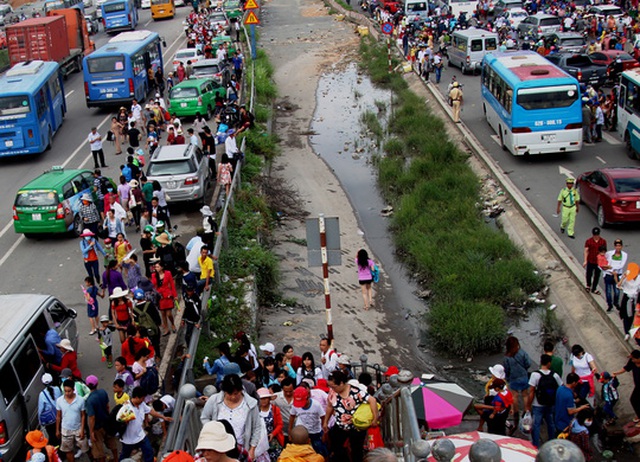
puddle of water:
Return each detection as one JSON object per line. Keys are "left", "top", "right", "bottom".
{"left": 308, "top": 63, "right": 550, "bottom": 394}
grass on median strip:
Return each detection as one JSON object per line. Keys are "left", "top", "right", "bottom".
{"left": 359, "top": 37, "right": 543, "bottom": 356}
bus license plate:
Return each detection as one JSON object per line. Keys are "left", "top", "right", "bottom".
{"left": 542, "top": 134, "right": 556, "bottom": 142}
{"left": 5, "top": 140, "right": 13, "bottom": 147}
{"left": 106, "top": 93, "right": 113, "bottom": 98}
{"left": 32, "top": 213, "right": 41, "bottom": 221}
{"left": 180, "top": 103, "right": 188, "bottom": 108}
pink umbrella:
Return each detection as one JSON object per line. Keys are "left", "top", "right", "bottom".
{"left": 427, "top": 431, "right": 538, "bottom": 462}
{"left": 411, "top": 378, "right": 474, "bottom": 429}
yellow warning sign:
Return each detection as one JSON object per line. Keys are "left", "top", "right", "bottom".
{"left": 244, "top": 10, "right": 260, "bottom": 24}
{"left": 244, "top": 0, "right": 258, "bottom": 9}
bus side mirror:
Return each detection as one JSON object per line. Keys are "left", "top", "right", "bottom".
{"left": 162, "top": 39, "right": 167, "bottom": 47}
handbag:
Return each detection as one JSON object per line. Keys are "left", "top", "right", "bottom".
{"left": 353, "top": 402, "right": 381, "bottom": 430}
{"left": 557, "top": 419, "right": 575, "bottom": 439}
{"left": 370, "top": 263, "right": 380, "bottom": 284}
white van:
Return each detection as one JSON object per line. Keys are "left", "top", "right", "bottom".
{"left": 0, "top": 295, "right": 78, "bottom": 462}
{"left": 404, "top": 0, "right": 429, "bottom": 22}
{"left": 448, "top": 28, "right": 499, "bottom": 74}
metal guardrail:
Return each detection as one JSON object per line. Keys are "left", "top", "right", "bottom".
{"left": 380, "top": 387, "right": 425, "bottom": 462}
{"left": 160, "top": 24, "right": 254, "bottom": 456}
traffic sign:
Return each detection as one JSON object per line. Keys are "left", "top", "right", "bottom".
{"left": 381, "top": 22, "right": 393, "bottom": 35}
{"left": 244, "top": 0, "right": 259, "bottom": 9}
{"left": 244, "top": 10, "right": 260, "bottom": 24}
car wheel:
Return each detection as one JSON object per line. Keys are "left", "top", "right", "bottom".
{"left": 72, "top": 214, "right": 82, "bottom": 237}
{"left": 626, "top": 131, "right": 638, "bottom": 160}
{"left": 24, "top": 233, "right": 36, "bottom": 239}
{"left": 597, "top": 204, "right": 608, "bottom": 228}
{"left": 46, "top": 128, "right": 52, "bottom": 151}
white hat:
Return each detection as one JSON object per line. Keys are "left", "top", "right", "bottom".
{"left": 259, "top": 342, "right": 275, "bottom": 354}
{"left": 100, "top": 314, "right": 109, "bottom": 322}
{"left": 196, "top": 421, "right": 236, "bottom": 452}
{"left": 489, "top": 364, "right": 506, "bottom": 380}
{"left": 41, "top": 373, "right": 53, "bottom": 385}
{"left": 110, "top": 287, "right": 130, "bottom": 299}
{"left": 200, "top": 205, "right": 213, "bottom": 216}
{"left": 155, "top": 92, "right": 161, "bottom": 98}
{"left": 56, "top": 338, "right": 74, "bottom": 351}
{"left": 337, "top": 355, "right": 351, "bottom": 366}
{"left": 129, "top": 179, "right": 139, "bottom": 188}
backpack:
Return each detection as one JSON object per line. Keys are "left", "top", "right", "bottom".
{"left": 134, "top": 302, "right": 159, "bottom": 337}
{"left": 39, "top": 390, "right": 57, "bottom": 425}
{"left": 535, "top": 370, "right": 559, "bottom": 406}
{"left": 99, "top": 176, "right": 111, "bottom": 195}
{"left": 140, "top": 365, "right": 160, "bottom": 395}
{"left": 105, "top": 404, "right": 128, "bottom": 437}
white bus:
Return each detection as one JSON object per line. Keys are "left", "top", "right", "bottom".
{"left": 617, "top": 68, "right": 640, "bottom": 160}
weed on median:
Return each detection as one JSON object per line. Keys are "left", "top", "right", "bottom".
{"left": 359, "top": 38, "right": 543, "bottom": 356}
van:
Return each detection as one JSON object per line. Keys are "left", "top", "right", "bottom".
{"left": 13, "top": 167, "right": 101, "bottom": 238}
{"left": 404, "top": 0, "right": 429, "bottom": 23}
{"left": 0, "top": 295, "right": 78, "bottom": 462}
{"left": 448, "top": 28, "right": 499, "bottom": 74}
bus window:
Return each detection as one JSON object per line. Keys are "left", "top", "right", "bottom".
{"left": 103, "top": 1, "right": 126, "bottom": 12}
{"left": 36, "top": 90, "right": 47, "bottom": 120}
{"left": 88, "top": 56, "right": 125, "bottom": 73}
{"left": 0, "top": 95, "right": 30, "bottom": 116}
{"left": 516, "top": 85, "right": 578, "bottom": 110}
{"left": 48, "top": 75, "right": 62, "bottom": 98}
{"left": 485, "top": 38, "right": 497, "bottom": 51}
{"left": 0, "top": 362, "right": 20, "bottom": 405}
{"left": 471, "top": 39, "right": 483, "bottom": 52}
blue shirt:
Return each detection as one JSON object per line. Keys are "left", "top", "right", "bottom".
{"left": 56, "top": 394, "right": 86, "bottom": 431}
{"left": 85, "top": 389, "right": 110, "bottom": 430}
{"left": 43, "top": 329, "right": 62, "bottom": 364}
{"left": 39, "top": 387, "right": 62, "bottom": 425}
{"left": 204, "top": 355, "right": 230, "bottom": 386}
{"left": 555, "top": 385, "right": 576, "bottom": 432}
{"left": 503, "top": 350, "right": 531, "bottom": 391}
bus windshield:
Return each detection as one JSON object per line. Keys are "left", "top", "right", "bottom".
{"left": 103, "top": 2, "right": 126, "bottom": 12}
{"left": 87, "top": 56, "right": 125, "bottom": 73}
{"left": 516, "top": 85, "right": 579, "bottom": 110}
{"left": 151, "top": 0, "right": 170, "bottom": 4}
{"left": 0, "top": 95, "right": 31, "bottom": 116}
{"left": 406, "top": 2, "right": 427, "bottom": 12}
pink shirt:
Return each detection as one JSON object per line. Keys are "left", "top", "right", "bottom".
{"left": 356, "top": 258, "right": 375, "bottom": 282}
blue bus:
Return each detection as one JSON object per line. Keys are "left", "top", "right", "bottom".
{"left": 44, "top": 0, "right": 85, "bottom": 14}
{"left": 83, "top": 30, "right": 163, "bottom": 108}
{"left": 0, "top": 61, "right": 66, "bottom": 157}
{"left": 102, "top": 0, "right": 138, "bottom": 33}
{"left": 481, "top": 51, "right": 583, "bottom": 156}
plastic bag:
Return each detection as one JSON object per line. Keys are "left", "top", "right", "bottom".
{"left": 116, "top": 401, "right": 136, "bottom": 423}
{"left": 367, "top": 426, "right": 384, "bottom": 450}
{"left": 353, "top": 402, "right": 381, "bottom": 430}
{"left": 520, "top": 411, "right": 532, "bottom": 435}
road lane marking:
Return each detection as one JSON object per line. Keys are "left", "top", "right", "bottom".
{"left": 596, "top": 156, "right": 606, "bottom": 164}
{"left": 602, "top": 132, "right": 622, "bottom": 145}
{"left": 0, "top": 220, "right": 13, "bottom": 240}
{"left": 65, "top": 90, "right": 75, "bottom": 98}
{"left": 0, "top": 235, "right": 24, "bottom": 267}
{"left": 60, "top": 114, "right": 111, "bottom": 168}
{"left": 145, "top": 18, "right": 153, "bottom": 26}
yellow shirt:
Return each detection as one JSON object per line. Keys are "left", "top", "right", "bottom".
{"left": 114, "top": 392, "right": 130, "bottom": 406}
{"left": 198, "top": 255, "right": 214, "bottom": 280}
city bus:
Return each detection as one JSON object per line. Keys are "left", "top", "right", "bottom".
{"left": 0, "top": 61, "right": 66, "bottom": 157}
{"left": 617, "top": 68, "right": 640, "bottom": 159}
{"left": 43, "top": 0, "right": 85, "bottom": 14}
{"left": 102, "top": 0, "right": 138, "bottom": 33}
{"left": 151, "top": 0, "right": 175, "bottom": 19}
{"left": 83, "top": 30, "right": 163, "bottom": 108}
{"left": 481, "top": 51, "right": 583, "bottom": 155}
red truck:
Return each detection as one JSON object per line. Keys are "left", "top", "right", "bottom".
{"left": 6, "top": 10, "right": 94, "bottom": 78}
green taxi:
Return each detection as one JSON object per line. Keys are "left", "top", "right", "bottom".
{"left": 167, "top": 78, "right": 224, "bottom": 119}
{"left": 211, "top": 35, "right": 236, "bottom": 56}
{"left": 223, "top": 0, "right": 242, "bottom": 20}
{"left": 13, "top": 167, "right": 98, "bottom": 237}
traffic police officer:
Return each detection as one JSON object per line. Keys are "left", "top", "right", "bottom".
{"left": 556, "top": 177, "right": 580, "bottom": 239}
{"left": 449, "top": 82, "right": 463, "bottom": 123}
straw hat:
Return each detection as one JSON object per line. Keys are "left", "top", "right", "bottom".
{"left": 155, "top": 233, "right": 171, "bottom": 246}
{"left": 109, "top": 287, "right": 129, "bottom": 299}
{"left": 56, "top": 338, "right": 74, "bottom": 352}
{"left": 196, "top": 421, "right": 236, "bottom": 452}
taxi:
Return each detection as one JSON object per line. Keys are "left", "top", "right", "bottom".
{"left": 167, "top": 78, "right": 224, "bottom": 119}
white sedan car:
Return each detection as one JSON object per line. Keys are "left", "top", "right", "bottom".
{"left": 503, "top": 8, "right": 528, "bottom": 29}
{"left": 172, "top": 48, "right": 201, "bottom": 70}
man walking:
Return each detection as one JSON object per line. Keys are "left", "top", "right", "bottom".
{"left": 525, "top": 355, "right": 562, "bottom": 448}
{"left": 584, "top": 227, "right": 606, "bottom": 294}
{"left": 85, "top": 375, "right": 118, "bottom": 462}
{"left": 88, "top": 127, "right": 107, "bottom": 169}
{"left": 556, "top": 177, "right": 580, "bottom": 239}
{"left": 555, "top": 372, "right": 590, "bottom": 436}
{"left": 78, "top": 194, "right": 102, "bottom": 237}
{"left": 56, "top": 379, "right": 89, "bottom": 462}
{"left": 449, "top": 82, "right": 463, "bottom": 123}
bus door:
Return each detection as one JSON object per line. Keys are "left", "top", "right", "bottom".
{"left": 46, "top": 76, "right": 64, "bottom": 131}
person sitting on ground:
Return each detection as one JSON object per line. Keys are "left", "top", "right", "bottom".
{"left": 277, "top": 426, "right": 324, "bottom": 462}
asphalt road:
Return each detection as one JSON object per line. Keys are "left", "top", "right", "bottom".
{"left": 0, "top": 7, "right": 192, "bottom": 388}
{"left": 432, "top": 64, "right": 640, "bottom": 271}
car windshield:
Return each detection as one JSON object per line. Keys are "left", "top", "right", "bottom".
{"left": 15, "top": 190, "right": 59, "bottom": 207}
{"left": 148, "top": 159, "right": 196, "bottom": 176}
{"left": 613, "top": 177, "right": 640, "bottom": 193}
{"left": 600, "top": 6, "right": 622, "bottom": 15}
{"left": 175, "top": 51, "right": 196, "bottom": 60}
{"left": 511, "top": 11, "right": 527, "bottom": 17}
{"left": 616, "top": 53, "right": 634, "bottom": 61}
{"left": 193, "top": 65, "right": 221, "bottom": 77}
{"left": 516, "top": 84, "right": 579, "bottom": 110}
{"left": 0, "top": 95, "right": 30, "bottom": 116}
{"left": 210, "top": 13, "right": 225, "bottom": 20}
{"left": 170, "top": 87, "right": 199, "bottom": 99}
{"left": 540, "top": 18, "right": 561, "bottom": 26}
{"left": 87, "top": 56, "right": 125, "bottom": 73}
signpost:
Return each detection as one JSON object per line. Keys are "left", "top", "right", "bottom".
{"left": 381, "top": 22, "right": 394, "bottom": 73}
{"left": 243, "top": 0, "right": 259, "bottom": 60}
{"left": 306, "top": 214, "right": 341, "bottom": 344}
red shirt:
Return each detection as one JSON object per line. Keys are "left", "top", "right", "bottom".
{"left": 112, "top": 299, "right": 132, "bottom": 323}
{"left": 49, "top": 351, "right": 82, "bottom": 379}
{"left": 585, "top": 237, "right": 606, "bottom": 264}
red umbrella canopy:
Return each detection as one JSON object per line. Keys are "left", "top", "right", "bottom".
{"left": 427, "top": 431, "right": 538, "bottom": 462}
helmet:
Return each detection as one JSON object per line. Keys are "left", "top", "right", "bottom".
{"left": 156, "top": 221, "right": 165, "bottom": 229}
{"left": 144, "top": 225, "right": 154, "bottom": 233}
{"left": 133, "top": 289, "right": 145, "bottom": 300}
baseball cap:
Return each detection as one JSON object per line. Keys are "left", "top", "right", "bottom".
{"left": 384, "top": 366, "right": 399, "bottom": 377}
{"left": 293, "top": 386, "right": 310, "bottom": 408}
{"left": 85, "top": 375, "right": 99, "bottom": 386}
{"left": 41, "top": 373, "right": 53, "bottom": 385}
{"left": 100, "top": 314, "right": 109, "bottom": 322}
{"left": 259, "top": 342, "right": 275, "bottom": 354}
{"left": 315, "top": 379, "right": 330, "bottom": 393}
{"left": 592, "top": 227, "right": 601, "bottom": 235}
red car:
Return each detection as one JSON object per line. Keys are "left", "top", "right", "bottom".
{"left": 577, "top": 168, "right": 640, "bottom": 227}
{"left": 588, "top": 50, "right": 640, "bottom": 82}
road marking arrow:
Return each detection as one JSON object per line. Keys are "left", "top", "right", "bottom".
{"left": 558, "top": 165, "right": 574, "bottom": 178}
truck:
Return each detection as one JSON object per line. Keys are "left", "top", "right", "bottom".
{"left": 545, "top": 52, "right": 608, "bottom": 89}
{"left": 6, "top": 11, "right": 94, "bottom": 78}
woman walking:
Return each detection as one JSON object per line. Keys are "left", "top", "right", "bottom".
{"left": 38, "top": 373, "right": 62, "bottom": 447}
{"left": 151, "top": 260, "right": 177, "bottom": 335}
{"left": 217, "top": 153, "right": 233, "bottom": 196}
{"left": 356, "top": 249, "right": 376, "bottom": 310}
{"left": 503, "top": 336, "right": 531, "bottom": 434}
{"left": 110, "top": 287, "right": 133, "bottom": 343}
{"left": 111, "top": 116, "right": 124, "bottom": 155}
{"left": 570, "top": 344, "right": 598, "bottom": 402}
